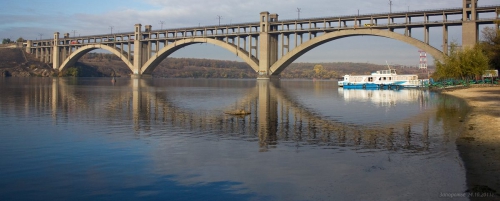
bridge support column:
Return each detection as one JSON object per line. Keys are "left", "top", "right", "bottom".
{"left": 462, "top": 0, "right": 478, "bottom": 48}
{"left": 131, "top": 74, "right": 152, "bottom": 79}
{"left": 25, "top": 40, "right": 32, "bottom": 54}
{"left": 462, "top": 22, "right": 478, "bottom": 48}
{"left": 424, "top": 26, "right": 429, "bottom": 44}
{"left": 496, "top": 8, "right": 499, "bottom": 31}
{"left": 143, "top": 25, "right": 152, "bottom": 69}
{"left": 38, "top": 48, "right": 42, "bottom": 62}
{"left": 443, "top": 25, "right": 448, "bottom": 55}
{"left": 39, "top": 48, "right": 42, "bottom": 62}
{"left": 258, "top": 12, "right": 279, "bottom": 80}
{"left": 44, "top": 48, "right": 50, "bottom": 63}
{"left": 133, "top": 24, "right": 143, "bottom": 76}
{"left": 35, "top": 46, "right": 39, "bottom": 59}
{"left": 52, "top": 32, "right": 61, "bottom": 70}
{"left": 131, "top": 24, "right": 154, "bottom": 78}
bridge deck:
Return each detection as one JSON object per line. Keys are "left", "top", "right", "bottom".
{"left": 30, "top": 5, "right": 500, "bottom": 45}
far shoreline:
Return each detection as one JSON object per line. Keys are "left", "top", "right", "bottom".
{"left": 442, "top": 85, "right": 500, "bottom": 200}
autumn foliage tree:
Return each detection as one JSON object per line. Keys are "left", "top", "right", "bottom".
{"left": 434, "top": 42, "right": 490, "bottom": 81}
{"left": 479, "top": 27, "right": 500, "bottom": 71}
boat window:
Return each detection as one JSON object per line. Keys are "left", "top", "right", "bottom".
{"left": 383, "top": 77, "right": 386, "bottom": 80}
{"left": 389, "top": 77, "right": 392, "bottom": 80}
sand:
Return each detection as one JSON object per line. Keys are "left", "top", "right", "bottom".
{"left": 443, "top": 85, "right": 500, "bottom": 200}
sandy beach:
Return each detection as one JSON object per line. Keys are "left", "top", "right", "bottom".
{"left": 443, "top": 86, "right": 500, "bottom": 200}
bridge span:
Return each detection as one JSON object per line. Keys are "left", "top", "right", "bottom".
{"left": 25, "top": 0, "right": 499, "bottom": 79}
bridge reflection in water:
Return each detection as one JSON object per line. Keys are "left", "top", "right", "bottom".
{"left": 0, "top": 78, "right": 471, "bottom": 200}
{"left": 39, "top": 78, "right": 466, "bottom": 154}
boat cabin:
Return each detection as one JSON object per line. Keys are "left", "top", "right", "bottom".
{"left": 373, "top": 69, "right": 397, "bottom": 75}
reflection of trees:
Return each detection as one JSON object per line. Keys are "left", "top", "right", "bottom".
{"left": 14, "top": 78, "right": 466, "bottom": 153}
{"left": 434, "top": 94, "right": 470, "bottom": 143}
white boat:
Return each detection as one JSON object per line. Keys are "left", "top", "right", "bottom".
{"left": 338, "top": 64, "right": 428, "bottom": 89}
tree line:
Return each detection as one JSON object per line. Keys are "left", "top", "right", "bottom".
{"left": 76, "top": 53, "right": 427, "bottom": 79}
{"left": 2, "top": 37, "right": 25, "bottom": 44}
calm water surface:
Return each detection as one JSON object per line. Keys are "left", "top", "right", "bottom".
{"left": 0, "top": 78, "right": 469, "bottom": 201}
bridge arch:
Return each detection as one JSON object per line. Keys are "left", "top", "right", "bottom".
{"left": 59, "top": 44, "right": 134, "bottom": 72}
{"left": 141, "top": 38, "right": 259, "bottom": 75}
{"left": 270, "top": 29, "right": 445, "bottom": 75}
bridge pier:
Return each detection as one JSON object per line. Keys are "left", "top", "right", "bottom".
{"left": 43, "top": 48, "right": 50, "bottom": 63}
{"left": 133, "top": 24, "right": 143, "bottom": 75}
{"left": 462, "top": 0, "right": 479, "bottom": 48}
{"left": 257, "top": 75, "right": 281, "bottom": 80}
{"left": 258, "top": 12, "right": 279, "bottom": 78}
{"left": 496, "top": 7, "right": 499, "bottom": 31}
{"left": 130, "top": 24, "right": 154, "bottom": 77}
{"left": 25, "top": 40, "right": 32, "bottom": 54}
{"left": 130, "top": 74, "right": 152, "bottom": 79}
{"left": 443, "top": 25, "right": 448, "bottom": 55}
{"left": 53, "top": 32, "right": 61, "bottom": 70}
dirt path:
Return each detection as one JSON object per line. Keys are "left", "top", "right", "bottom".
{"left": 443, "top": 86, "right": 500, "bottom": 200}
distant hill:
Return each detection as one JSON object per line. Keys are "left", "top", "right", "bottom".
{"left": 0, "top": 49, "right": 433, "bottom": 79}
{"left": 78, "top": 53, "right": 433, "bottom": 79}
{"left": 0, "top": 47, "right": 53, "bottom": 77}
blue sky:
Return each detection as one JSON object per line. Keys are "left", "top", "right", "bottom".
{"left": 1, "top": 0, "right": 498, "bottom": 66}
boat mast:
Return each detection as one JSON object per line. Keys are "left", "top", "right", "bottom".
{"left": 385, "top": 61, "right": 391, "bottom": 70}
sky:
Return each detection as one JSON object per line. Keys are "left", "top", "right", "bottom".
{"left": 1, "top": 0, "right": 499, "bottom": 66}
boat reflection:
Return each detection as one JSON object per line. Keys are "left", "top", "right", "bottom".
{"left": 338, "top": 87, "right": 430, "bottom": 107}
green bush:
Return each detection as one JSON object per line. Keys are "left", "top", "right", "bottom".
{"left": 65, "top": 67, "right": 79, "bottom": 77}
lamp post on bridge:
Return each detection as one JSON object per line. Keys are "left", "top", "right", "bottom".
{"left": 159, "top": 21, "right": 165, "bottom": 30}
{"left": 389, "top": 0, "right": 393, "bottom": 13}
{"left": 109, "top": 26, "right": 114, "bottom": 35}
{"left": 216, "top": 15, "right": 223, "bottom": 26}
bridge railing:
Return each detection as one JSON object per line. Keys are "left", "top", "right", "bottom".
{"left": 155, "top": 22, "right": 259, "bottom": 32}
{"left": 276, "top": 5, "right": 499, "bottom": 23}
{"left": 276, "top": 7, "right": 463, "bottom": 22}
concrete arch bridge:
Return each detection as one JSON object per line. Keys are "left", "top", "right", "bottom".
{"left": 26, "top": 0, "right": 499, "bottom": 79}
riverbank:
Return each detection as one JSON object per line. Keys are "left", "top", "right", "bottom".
{"left": 443, "top": 85, "right": 500, "bottom": 200}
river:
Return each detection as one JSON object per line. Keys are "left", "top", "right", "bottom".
{"left": 0, "top": 77, "right": 469, "bottom": 201}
